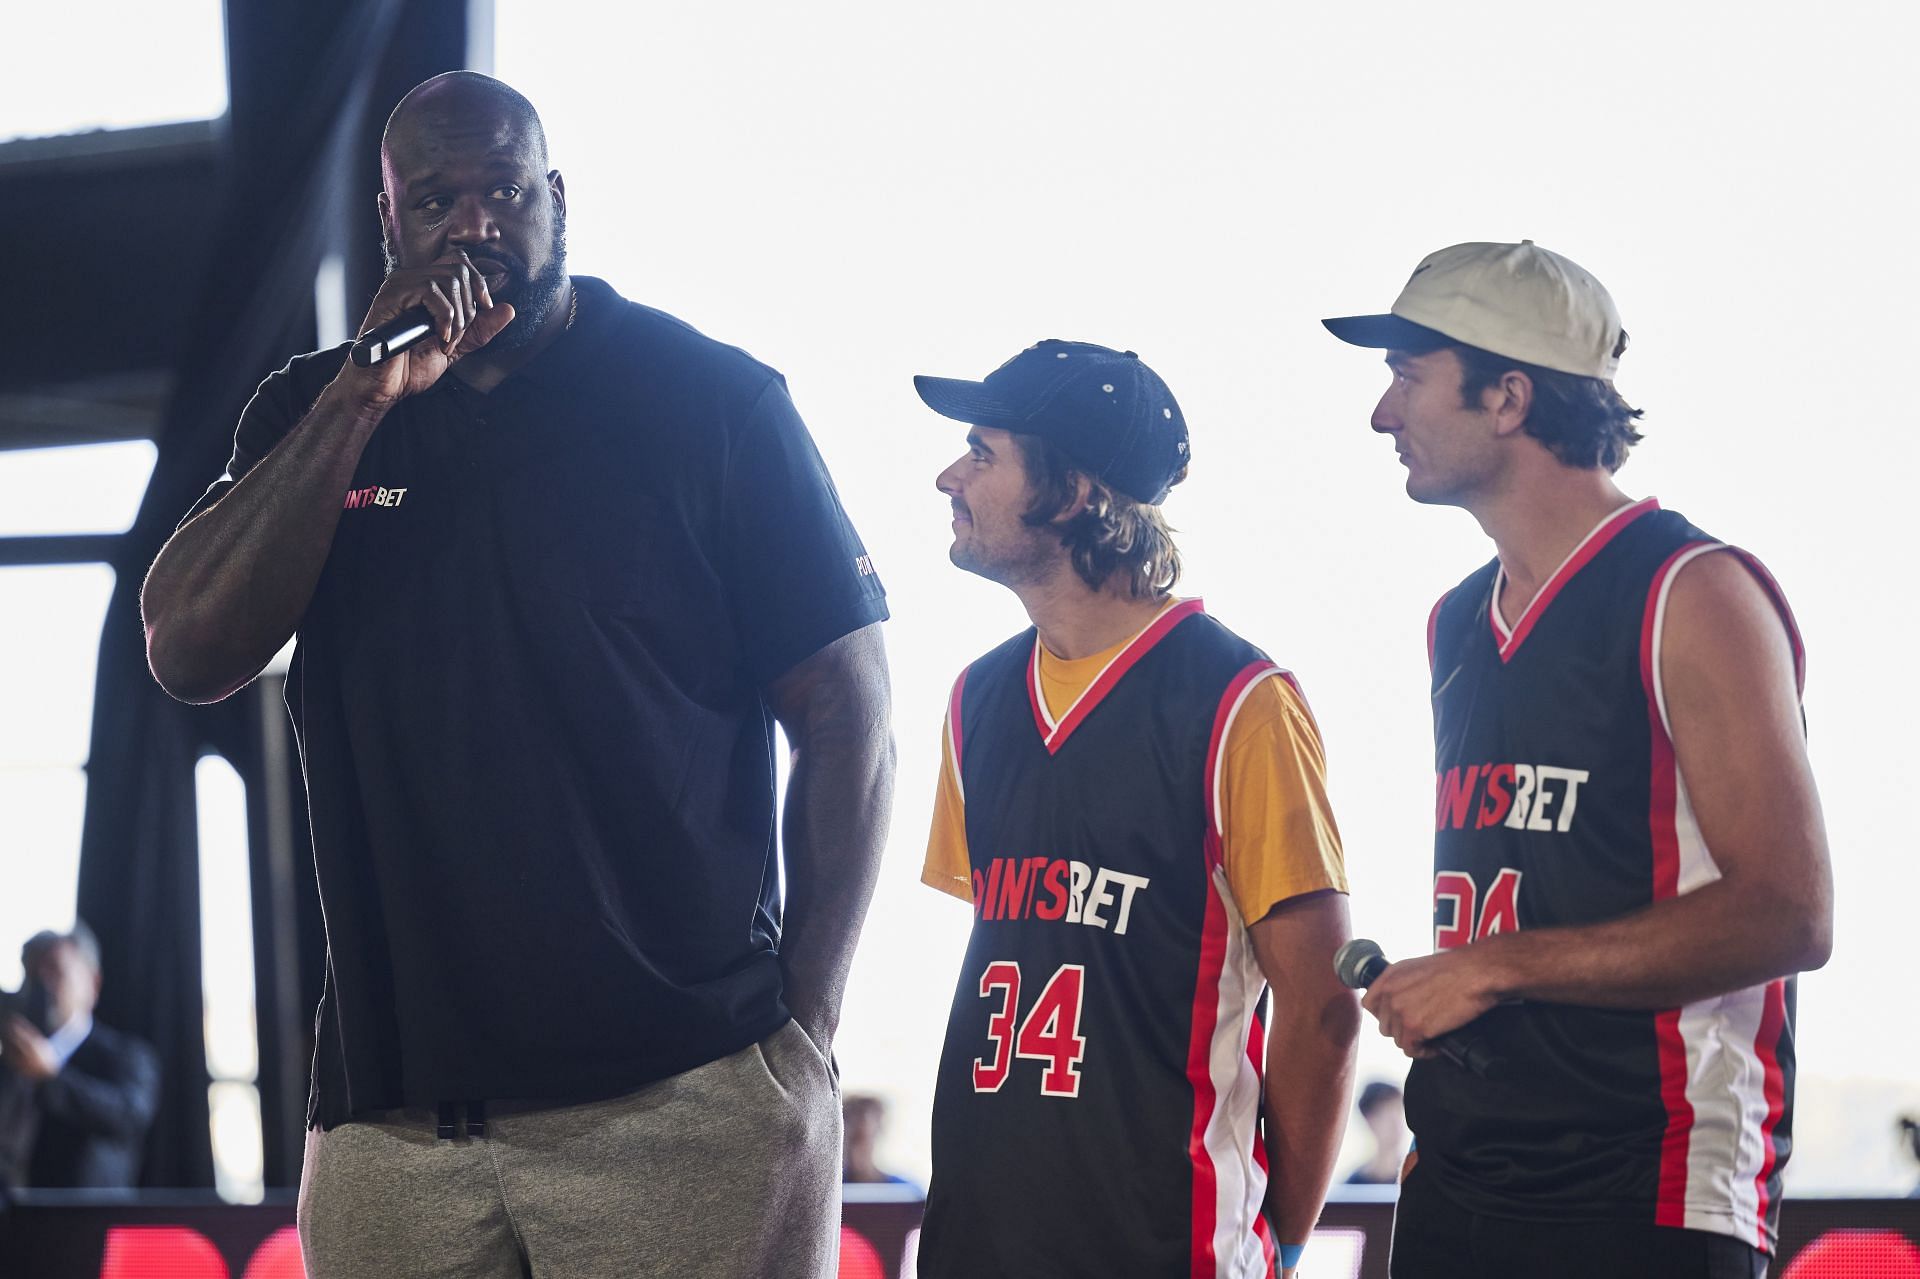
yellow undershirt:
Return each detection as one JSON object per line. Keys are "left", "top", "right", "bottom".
{"left": 921, "top": 607, "right": 1348, "bottom": 924}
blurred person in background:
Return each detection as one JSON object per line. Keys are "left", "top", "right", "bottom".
{"left": 0, "top": 923, "right": 159, "bottom": 1192}
{"left": 1343, "top": 1080, "right": 1407, "bottom": 1186}
{"left": 841, "top": 1093, "right": 918, "bottom": 1191}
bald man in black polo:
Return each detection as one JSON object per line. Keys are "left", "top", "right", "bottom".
{"left": 144, "top": 73, "right": 894, "bottom": 1278}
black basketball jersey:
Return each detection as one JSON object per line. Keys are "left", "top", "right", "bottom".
{"left": 1414, "top": 498, "right": 1804, "bottom": 1252}
{"left": 920, "top": 601, "right": 1291, "bottom": 1279}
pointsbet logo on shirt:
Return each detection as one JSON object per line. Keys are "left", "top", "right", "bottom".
{"left": 342, "top": 484, "right": 409, "bottom": 509}
{"left": 972, "top": 856, "right": 1150, "bottom": 934}
{"left": 1435, "top": 762, "right": 1591, "bottom": 833}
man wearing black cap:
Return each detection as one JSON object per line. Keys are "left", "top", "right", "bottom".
{"left": 1324, "top": 242, "right": 1833, "bottom": 1277}
{"left": 913, "top": 340, "right": 1358, "bottom": 1279}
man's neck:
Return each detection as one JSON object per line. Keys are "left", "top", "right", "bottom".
{"left": 451, "top": 276, "right": 575, "bottom": 393}
{"left": 1468, "top": 461, "right": 1634, "bottom": 614}
{"left": 1014, "top": 569, "right": 1172, "bottom": 660}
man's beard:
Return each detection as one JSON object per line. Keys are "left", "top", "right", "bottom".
{"left": 949, "top": 529, "right": 1063, "bottom": 591}
{"left": 381, "top": 217, "right": 568, "bottom": 355}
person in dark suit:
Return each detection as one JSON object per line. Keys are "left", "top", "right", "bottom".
{"left": 0, "top": 924, "right": 160, "bottom": 1190}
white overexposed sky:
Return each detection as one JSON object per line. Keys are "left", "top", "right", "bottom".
{"left": 0, "top": 1, "right": 225, "bottom": 141}
{"left": 497, "top": 0, "right": 1920, "bottom": 1192}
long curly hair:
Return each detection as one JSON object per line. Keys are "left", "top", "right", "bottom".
{"left": 1017, "top": 435, "right": 1184, "bottom": 598}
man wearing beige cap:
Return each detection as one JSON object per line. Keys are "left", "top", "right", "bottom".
{"left": 1324, "top": 241, "right": 1833, "bottom": 1278}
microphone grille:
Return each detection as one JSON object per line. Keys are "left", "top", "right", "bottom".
{"left": 1333, "top": 938, "right": 1386, "bottom": 989}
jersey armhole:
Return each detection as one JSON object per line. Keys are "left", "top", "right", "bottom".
{"left": 945, "top": 666, "right": 968, "bottom": 803}
{"left": 1205, "top": 661, "right": 1287, "bottom": 848}
{"left": 1640, "top": 543, "right": 1806, "bottom": 740}
{"left": 1426, "top": 590, "right": 1451, "bottom": 675}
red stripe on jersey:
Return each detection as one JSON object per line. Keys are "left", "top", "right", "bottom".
{"left": 1643, "top": 540, "right": 1801, "bottom": 1237}
{"left": 1750, "top": 979, "right": 1789, "bottom": 1248}
{"left": 1643, "top": 542, "right": 1701, "bottom": 1225}
{"left": 1033, "top": 597, "right": 1207, "bottom": 755}
{"left": 1187, "top": 659, "right": 1278, "bottom": 1275}
{"left": 1204, "top": 661, "right": 1282, "bottom": 853}
{"left": 1246, "top": 1017, "right": 1275, "bottom": 1271}
{"left": 1652, "top": 1007, "right": 1694, "bottom": 1228}
{"left": 1496, "top": 497, "right": 1660, "bottom": 662}
{"left": 1185, "top": 867, "right": 1231, "bottom": 1278}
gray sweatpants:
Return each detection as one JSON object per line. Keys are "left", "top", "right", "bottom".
{"left": 297, "top": 1020, "right": 842, "bottom": 1279}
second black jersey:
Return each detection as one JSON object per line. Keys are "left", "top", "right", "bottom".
{"left": 920, "top": 601, "right": 1288, "bottom": 1279}
{"left": 1413, "top": 498, "right": 1803, "bottom": 1252}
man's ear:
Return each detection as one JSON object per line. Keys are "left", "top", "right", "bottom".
{"left": 548, "top": 170, "right": 566, "bottom": 220}
{"left": 1487, "top": 369, "right": 1534, "bottom": 439}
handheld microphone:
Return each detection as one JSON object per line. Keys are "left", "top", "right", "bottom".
{"left": 349, "top": 308, "right": 437, "bottom": 368}
{"left": 1334, "top": 938, "right": 1503, "bottom": 1079}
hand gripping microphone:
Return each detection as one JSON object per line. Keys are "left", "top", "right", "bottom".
{"left": 1334, "top": 938, "right": 1504, "bottom": 1079}
{"left": 349, "top": 308, "right": 437, "bottom": 368}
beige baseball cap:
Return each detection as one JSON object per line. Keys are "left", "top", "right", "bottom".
{"left": 1322, "top": 240, "right": 1628, "bottom": 380}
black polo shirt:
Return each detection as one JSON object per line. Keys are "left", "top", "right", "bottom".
{"left": 185, "top": 278, "right": 887, "bottom": 1127}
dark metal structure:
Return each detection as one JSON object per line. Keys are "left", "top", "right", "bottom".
{"left": 0, "top": 0, "right": 483, "bottom": 1189}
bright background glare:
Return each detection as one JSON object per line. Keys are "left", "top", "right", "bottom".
{"left": 497, "top": 0, "right": 1920, "bottom": 1192}
{"left": 0, "top": 1, "right": 226, "bottom": 141}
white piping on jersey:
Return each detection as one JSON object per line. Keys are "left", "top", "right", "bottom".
{"left": 1651, "top": 542, "right": 1729, "bottom": 898}
{"left": 1490, "top": 496, "right": 1657, "bottom": 642}
{"left": 1649, "top": 542, "right": 1727, "bottom": 745}
{"left": 1199, "top": 865, "right": 1273, "bottom": 1279}
{"left": 944, "top": 688, "right": 966, "bottom": 806}
{"left": 1029, "top": 596, "right": 1186, "bottom": 737}
{"left": 1027, "top": 643, "right": 1058, "bottom": 732}
{"left": 1673, "top": 980, "right": 1772, "bottom": 1244}
{"left": 1210, "top": 666, "right": 1288, "bottom": 840}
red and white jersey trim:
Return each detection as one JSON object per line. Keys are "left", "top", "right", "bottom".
{"left": 1643, "top": 540, "right": 1802, "bottom": 1252}
{"left": 1209, "top": 662, "right": 1293, "bottom": 841}
{"left": 1027, "top": 597, "right": 1205, "bottom": 754}
{"left": 1184, "top": 870, "right": 1274, "bottom": 1279}
{"left": 1491, "top": 497, "right": 1659, "bottom": 661}
{"left": 1185, "top": 659, "right": 1287, "bottom": 1278}
{"left": 945, "top": 670, "right": 968, "bottom": 805}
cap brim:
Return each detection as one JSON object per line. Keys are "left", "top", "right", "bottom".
{"left": 1321, "top": 313, "right": 1449, "bottom": 351}
{"left": 913, "top": 375, "right": 1024, "bottom": 429}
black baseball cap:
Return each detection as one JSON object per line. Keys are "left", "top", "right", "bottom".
{"left": 914, "top": 339, "right": 1190, "bottom": 504}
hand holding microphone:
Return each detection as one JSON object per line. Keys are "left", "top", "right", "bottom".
{"left": 1335, "top": 938, "right": 1504, "bottom": 1079}
{"left": 339, "top": 250, "right": 516, "bottom": 407}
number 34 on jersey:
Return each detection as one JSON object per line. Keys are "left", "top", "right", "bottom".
{"left": 971, "top": 962, "right": 1088, "bottom": 1098}
{"left": 1435, "top": 867, "right": 1523, "bottom": 950}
